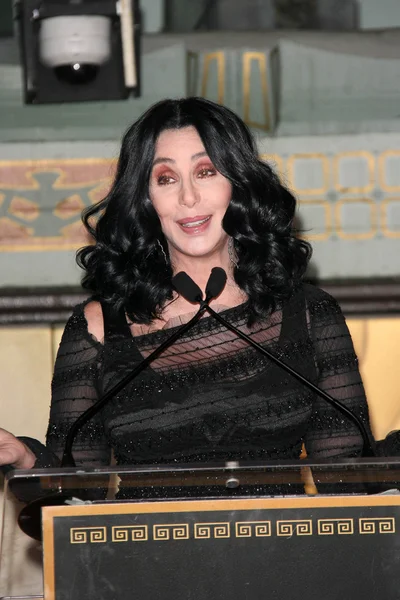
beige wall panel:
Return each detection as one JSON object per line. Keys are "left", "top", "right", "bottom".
{"left": 0, "top": 493, "right": 44, "bottom": 598}
{"left": 0, "top": 326, "right": 53, "bottom": 597}
{"left": 51, "top": 326, "right": 65, "bottom": 365}
{"left": 348, "top": 317, "right": 400, "bottom": 441}
{"left": 0, "top": 327, "right": 52, "bottom": 441}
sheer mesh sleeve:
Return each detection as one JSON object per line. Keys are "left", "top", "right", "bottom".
{"left": 303, "top": 288, "right": 373, "bottom": 459}
{"left": 45, "top": 304, "right": 111, "bottom": 468}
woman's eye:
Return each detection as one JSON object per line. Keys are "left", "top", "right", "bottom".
{"left": 157, "top": 174, "right": 175, "bottom": 185}
{"left": 197, "top": 167, "right": 216, "bottom": 178}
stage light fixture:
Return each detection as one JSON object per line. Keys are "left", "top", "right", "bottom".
{"left": 14, "top": 0, "right": 141, "bottom": 104}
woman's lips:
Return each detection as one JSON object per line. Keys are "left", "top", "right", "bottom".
{"left": 177, "top": 215, "right": 212, "bottom": 233}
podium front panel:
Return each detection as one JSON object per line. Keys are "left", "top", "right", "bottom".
{"left": 42, "top": 495, "right": 400, "bottom": 600}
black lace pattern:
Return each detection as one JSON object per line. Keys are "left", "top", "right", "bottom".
{"left": 41, "top": 283, "right": 371, "bottom": 469}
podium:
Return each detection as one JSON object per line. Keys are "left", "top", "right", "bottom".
{"left": 1, "top": 458, "right": 400, "bottom": 599}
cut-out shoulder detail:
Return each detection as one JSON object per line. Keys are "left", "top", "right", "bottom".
{"left": 84, "top": 301, "right": 105, "bottom": 344}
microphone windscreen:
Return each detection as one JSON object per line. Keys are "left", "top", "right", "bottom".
{"left": 172, "top": 271, "right": 203, "bottom": 303}
{"left": 205, "top": 267, "right": 227, "bottom": 300}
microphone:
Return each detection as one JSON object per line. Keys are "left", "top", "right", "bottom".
{"left": 177, "top": 269, "right": 376, "bottom": 458}
{"left": 60, "top": 269, "right": 223, "bottom": 468}
{"left": 172, "top": 268, "right": 227, "bottom": 305}
{"left": 205, "top": 267, "right": 227, "bottom": 302}
{"left": 171, "top": 271, "right": 203, "bottom": 304}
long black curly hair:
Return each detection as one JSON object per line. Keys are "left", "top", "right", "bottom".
{"left": 77, "top": 97, "right": 311, "bottom": 324}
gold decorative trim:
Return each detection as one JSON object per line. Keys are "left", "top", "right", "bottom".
{"left": 53, "top": 194, "right": 85, "bottom": 220}
{"left": 359, "top": 517, "right": 395, "bottom": 534}
{"left": 67, "top": 515, "right": 398, "bottom": 544}
{"left": 277, "top": 519, "right": 312, "bottom": 536}
{"left": 194, "top": 522, "right": 230, "bottom": 539}
{"left": 70, "top": 526, "right": 107, "bottom": 544}
{"left": 153, "top": 524, "right": 189, "bottom": 541}
{"left": 235, "top": 521, "right": 271, "bottom": 537}
{"left": 333, "top": 151, "right": 375, "bottom": 194}
{"left": 287, "top": 153, "right": 330, "bottom": 196}
{"left": 380, "top": 197, "right": 400, "bottom": 239}
{"left": 0, "top": 158, "right": 113, "bottom": 251}
{"left": 0, "top": 158, "right": 115, "bottom": 191}
{"left": 317, "top": 519, "right": 354, "bottom": 535}
{"left": 111, "top": 525, "right": 148, "bottom": 542}
{"left": 8, "top": 195, "right": 40, "bottom": 221}
{"left": 378, "top": 150, "right": 400, "bottom": 192}
{"left": 335, "top": 197, "right": 377, "bottom": 240}
{"left": 0, "top": 158, "right": 114, "bottom": 190}
{"left": 187, "top": 51, "right": 199, "bottom": 97}
{"left": 4, "top": 151, "right": 400, "bottom": 251}
{"left": 242, "top": 52, "right": 271, "bottom": 131}
{"left": 0, "top": 238, "right": 89, "bottom": 252}
{"left": 298, "top": 199, "right": 332, "bottom": 241}
{"left": 201, "top": 52, "right": 225, "bottom": 105}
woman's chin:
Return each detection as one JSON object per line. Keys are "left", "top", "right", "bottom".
{"left": 172, "top": 243, "right": 225, "bottom": 262}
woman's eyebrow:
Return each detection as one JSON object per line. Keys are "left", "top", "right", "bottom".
{"left": 152, "top": 151, "right": 208, "bottom": 167}
{"left": 152, "top": 156, "right": 174, "bottom": 167}
{"left": 191, "top": 151, "right": 208, "bottom": 161}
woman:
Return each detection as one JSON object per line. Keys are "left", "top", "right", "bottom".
{"left": 0, "top": 97, "right": 374, "bottom": 475}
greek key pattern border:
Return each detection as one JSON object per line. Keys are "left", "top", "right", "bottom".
{"left": 69, "top": 517, "right": 395, "bottom": 544}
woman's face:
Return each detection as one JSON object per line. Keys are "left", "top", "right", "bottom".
{"left": 149, "top": 126, "right": 232, "bottom": 263}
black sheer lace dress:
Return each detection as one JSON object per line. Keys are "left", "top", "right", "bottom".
{"left": 23, "top": 283, "right": 372, "bottom": 489}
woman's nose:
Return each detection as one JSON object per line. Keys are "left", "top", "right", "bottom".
{"left": 179, "top": 180, "right": 200, "bottom": 208}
